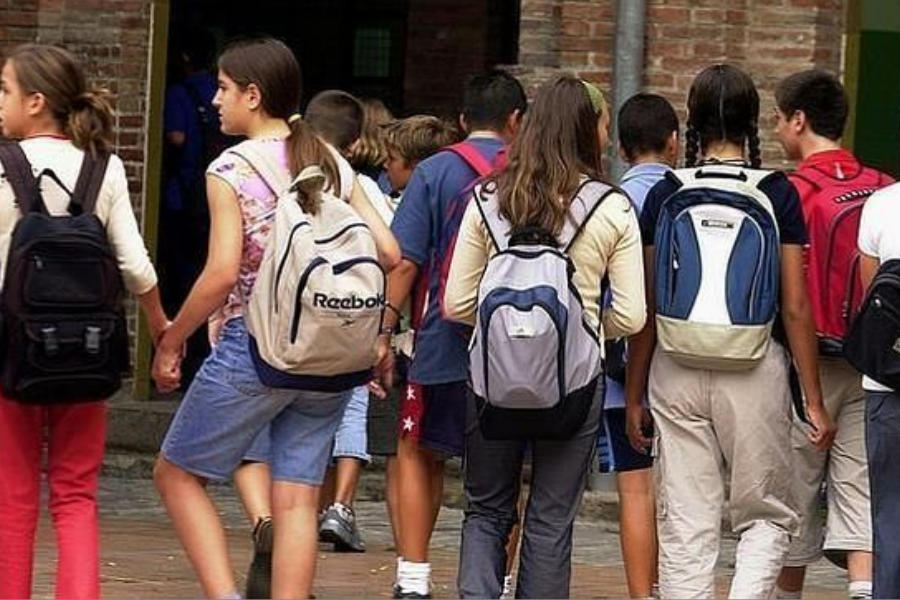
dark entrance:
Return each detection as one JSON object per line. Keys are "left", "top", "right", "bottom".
{"left": 156, "top": 0, "right": 519, "bottom": 388}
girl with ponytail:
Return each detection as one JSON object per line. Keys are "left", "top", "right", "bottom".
{"left": 151, "top": 37, "right": 398, "bottom": 599}
{"left": 0, "top": 44, "right": 168, "bottom": 598}
{"left": 624, "top": 64, "right": 835, "bottom": 598}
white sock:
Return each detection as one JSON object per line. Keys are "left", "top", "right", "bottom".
{"left": 774, "top": 585, "right": 802, "bottom": 600}
{"left": 848, "top": 580, "right": 872, "bottom": 600}
{"left": 394, "top": 556, "right": 404, "bottom": 585}
{"left": 501, "top": 574, "right": 514, "bottom": 598}
{"left": 397, "top": 560, "right": 431, "bottom": 596}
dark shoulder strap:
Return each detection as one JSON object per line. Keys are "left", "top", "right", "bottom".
{"left": 444, "top": 141, "right": 495, "bottom": 178}
{"left": 0, "top": 141, "right": 46, "bottom": 214}
{"left": 70, "top": 151, "right": 111, "bottom": 215}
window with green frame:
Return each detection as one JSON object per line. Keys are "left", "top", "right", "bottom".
{"left": 353, "top": 27, "right": 392, "bottom": 79}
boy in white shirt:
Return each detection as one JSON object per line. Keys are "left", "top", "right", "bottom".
{"left": 857, "top": 181, "right": 900, "bottom": 599}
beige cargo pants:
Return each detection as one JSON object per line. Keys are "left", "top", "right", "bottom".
{"left": 785, "top": 357, "right": 871, "bottom": 567}
{"left": 650, "top": 343, "right": 799, "bottom": 599}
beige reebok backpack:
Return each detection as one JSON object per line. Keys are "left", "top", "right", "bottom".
{"left": 229, "top": 144, "right": 385, "bottom": 391}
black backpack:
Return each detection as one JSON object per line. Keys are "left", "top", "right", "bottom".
{"left": 844, "top": 259, "right": 900, "bottom": 390}
{"left": 0, "top": 142, "right": 130, "bottom": 403}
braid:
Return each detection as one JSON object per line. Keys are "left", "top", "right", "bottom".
{"left": 747, "top": 122, "right": 762, "bottom": 169}
{"left": 685, "top": 126, "right": 700, "bottom": 168}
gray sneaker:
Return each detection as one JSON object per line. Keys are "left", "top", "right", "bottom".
{"left": 318, "top": 502, "right": 366, "bottom": 552}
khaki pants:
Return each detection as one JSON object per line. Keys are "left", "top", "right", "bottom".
{"left": 650, "top": 343, "right": 798, "bottom": 599}
{"left": 785, "top": 357, "right": 871, "bottom": 567}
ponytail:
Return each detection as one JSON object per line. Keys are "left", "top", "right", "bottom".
{"left": 746, "top": 122, "right": 762, "bottom": 169}
{"left": 67, "top": 87, "right": 115, "bottom": 158}
{"left": 685, "top": 125, "right": 700, "bottom": 168}
{"left": 10, "top": 44, "right": 114, "bottom": 157}
{"left": 286, "top": 116, "right": 340, "bottom": 214}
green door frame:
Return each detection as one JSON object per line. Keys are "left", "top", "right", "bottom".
{"left": 843, "top": 0, "right": 862, "bottom": 153}
{"left": 133, "top": 0, "right": 170, "bottom": 401}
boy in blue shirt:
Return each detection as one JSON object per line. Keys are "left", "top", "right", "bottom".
{"left": 606, "top": 93, "right": 679, "bottom": 599}
{"left": 374, "top": 71, "right": 526, "bottom": 599}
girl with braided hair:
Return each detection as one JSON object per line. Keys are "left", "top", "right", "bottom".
{"left": 624, "top": 64, "right": 835, "bottom": 599}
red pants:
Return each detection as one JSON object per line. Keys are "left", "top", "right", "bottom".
{"left": 0, "top": 393, "right": 106, "bottom": 599}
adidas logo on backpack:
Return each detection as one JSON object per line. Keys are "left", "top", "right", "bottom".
{"left": 653, "top": 165, "right": 780, "bottom": 370}
{"left": 228, "top": 143, "right": 385, "bottom": 391}
{"left": 469, "top": 179, "right": 613, "bottom": 440}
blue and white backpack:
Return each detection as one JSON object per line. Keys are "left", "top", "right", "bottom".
{"left": 469, "top": 179, "right": 613, "bottom": 440}
{"left": 654, "top": 165, "right": 780, "bottom": 370}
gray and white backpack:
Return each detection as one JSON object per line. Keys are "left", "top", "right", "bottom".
{"left": 229, "top": 144, "right": 385, "bottom": 392}
{"left": 469, "top": 179, "right": 613, "bottom": 440}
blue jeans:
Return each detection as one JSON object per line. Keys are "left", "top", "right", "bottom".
{"left": 866, "top": 390, "right": 900, "bottom": 599}
{"left": 161, "top": 318, "right": 351, "bottom": 485}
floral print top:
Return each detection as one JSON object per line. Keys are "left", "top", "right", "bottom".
{"left": 206, "top": 138, "right": 287, "bottom": 329}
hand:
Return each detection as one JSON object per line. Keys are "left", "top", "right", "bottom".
{"left": 804, "top": 402, "right": 837, "bottom": 451}
{"left": 148, "top": 318, "right": 172, "bottom": 348}
{"left": 368, "top": 380, "right": 387, "bottom": 400}
{"left": 152, "top": 332, "right": 184, "bottom": 394}
{"left": 373, "top": 334, "right": 395, "bottom": 391}
{"left": 626, "top": 403, "right": 654, "bottom": 454}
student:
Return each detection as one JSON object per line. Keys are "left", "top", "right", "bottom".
{"left": 856, "top": 180, "right": 900, "bottom": 599}
{"left": 604, "top": 92, "right": 679, "bottom": 599}
{"left": 304, "top": 89, "right": 372, "bottom": 553}
{"left": 351, "top": 97, "right": 394, "bottom": 192}
{"left": 230, "top": 87, "right": 401, "bottom": 597}
{"left": 373, "top": 70, "right": 527, "bottom": 599}
{"left": 366, "top": 114, "right": 460, "bottom": 568}
{"left": 625, "top": 64, "right": 836, "bottom": 599}
{"left": 443, "top": 76, "right": 646, "bottom": 598}
{"left": 160, "top": 29, "right": 225, "bottom": 385}
{"left": 152, "top": 37, "right": 398, "bottom": 600}
{"left": 0, "top": 43, "right": 169, "bottom": 599}
{"left": 773, "top": 69, "right": 893, "bottom": 600}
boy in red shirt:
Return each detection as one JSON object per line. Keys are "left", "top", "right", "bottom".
{"left": 774, "top": 69, "right": 894, "bottom": 600}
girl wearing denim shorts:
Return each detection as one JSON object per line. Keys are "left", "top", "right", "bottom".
{"left": 152, "top": 38, "right": 399, "bottom": 600}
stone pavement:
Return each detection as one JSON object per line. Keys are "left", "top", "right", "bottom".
{"left": 30, "top": 475, "right": 846, "bottom": 599}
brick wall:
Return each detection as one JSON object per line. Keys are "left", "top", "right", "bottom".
{"left": 1, "top": 0, "right": 153, "bottom": 371}
{"left": 514, "top": 0, "right": 847, "bottom": 168}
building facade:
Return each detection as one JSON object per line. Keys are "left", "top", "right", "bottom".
{"left": 2, "top": 0, "right": 897, "bottom": 401}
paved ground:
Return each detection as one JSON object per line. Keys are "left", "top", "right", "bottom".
{"left": 28, "top": 473, "right": 847, "bottom": 599}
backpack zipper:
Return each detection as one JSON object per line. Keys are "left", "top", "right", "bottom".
{"left": 290, "top": 257, "right": 327, "bottom": 343}
{"left": 273, "top": 221, "right": 311, "bottom": 313}
{"left": 823, "top": 201, "right": 865, "bottom": 296}
{"left": 843, "top": 253, "right": 861, "bottom": 327}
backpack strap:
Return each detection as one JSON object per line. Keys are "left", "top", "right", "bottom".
{"left": 70, "top": 151, "right": 110, "bottom": 215}
{"left": 559, "top": 180, "right": 614, "bottom": 251}
{"left": 473, "top": 185, "right": 507, "bottom": 252}
{"left": 0, "top": 141, "right": 47, "bottom": 215}
{"left": 473, "top": 179, "right": 615, "bottom": 253}
{"left": 228, "top": 144, "right": 291, "bottom": 197}
{"left": 445, "top": 141, "right": 495, "bottom": 178}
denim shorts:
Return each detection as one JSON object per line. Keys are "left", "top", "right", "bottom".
{"left": 246, "top": 384, "right": 370, "bottom": 464}
{"left": 160, "top": 318, "right": 351, "bottom": 485}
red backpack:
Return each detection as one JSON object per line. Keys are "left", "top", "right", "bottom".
{"left": 790, "top": 160, "right": 894, "bottom": 356}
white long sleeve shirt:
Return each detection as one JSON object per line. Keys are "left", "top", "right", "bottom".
{"left": 0, "top": 137, "right": 157, "bottom": 295}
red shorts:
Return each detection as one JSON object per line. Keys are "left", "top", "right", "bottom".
{"left": 398, "top": 381, "right": 467, "bottom": 457}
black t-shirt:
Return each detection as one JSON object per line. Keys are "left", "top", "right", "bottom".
{"left": 638, "top": 169, "right": 809, "bottom": 246}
